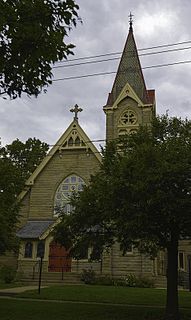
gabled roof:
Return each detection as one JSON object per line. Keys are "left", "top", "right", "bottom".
{"left": 18, "top": 120, "right": 102, "bottom": 201}
{"left": 104, "top": 81, "right": 146, "bottom": 112}
{"left": 107, "top": 25, "right": 149, "bottom": 105}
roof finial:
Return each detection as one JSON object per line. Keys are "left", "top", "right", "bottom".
{"left": 70, "top": 104, "right": 83, "bottom": 122}
{"left": 129, "top": 12, "right": 134, "bottom": 31}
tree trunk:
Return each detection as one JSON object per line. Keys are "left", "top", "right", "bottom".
{"left": 165, "top": 237, "right": 180, "bottom": 320}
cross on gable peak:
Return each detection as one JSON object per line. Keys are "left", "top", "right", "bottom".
{"left": 70, "top": 104, "right": 83, "bottom": 122}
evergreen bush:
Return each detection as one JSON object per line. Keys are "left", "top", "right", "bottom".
{"left": 0, "top": 266, "right": 17, "bottom": 283}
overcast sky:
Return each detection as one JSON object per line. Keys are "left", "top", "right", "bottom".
{"left": 1, "top": 0, "right": 191, "bottom": 148}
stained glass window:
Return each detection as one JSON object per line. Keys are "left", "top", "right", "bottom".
{"left": 37, "top": 241, "right": 45, "bottom": 258}
{"left": 24, "top": 242, "right": 33, "bottom": 258}
{"left": 54, "top": 175, "right": 85, "bottom": 215}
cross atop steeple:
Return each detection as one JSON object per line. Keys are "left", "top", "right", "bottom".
{"left": 129, "top": 12, "right": 134, "bottom": 31}
{"left": 70, "top": 104, "right": 83, "bottom": 122}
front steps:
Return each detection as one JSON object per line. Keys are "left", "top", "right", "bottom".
{"left": 20, "top": 272, "right": 83, "bottom": 286}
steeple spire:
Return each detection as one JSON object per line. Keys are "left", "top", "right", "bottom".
{"left": 107, "top": 15, "right": 148, "bottom": 105}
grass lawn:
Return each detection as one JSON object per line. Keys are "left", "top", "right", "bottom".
{"left": 18, "top": 285, "right": 191, "bottom": 309}
{"left": 0, "top": 285, "right": 190, "bottom": 319}
{"left": 0, "top": 298, "right": 191, "bottom": 320}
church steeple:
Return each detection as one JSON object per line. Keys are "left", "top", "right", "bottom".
{"left": 103, "top": 17, "right": 155, "bottom": 142}
{"left": 107, "top": 16, "right": 148, "bottom": 105}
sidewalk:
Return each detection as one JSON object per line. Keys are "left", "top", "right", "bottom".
{"left": 0, "top": 285, "right": 47, "bottom": 295}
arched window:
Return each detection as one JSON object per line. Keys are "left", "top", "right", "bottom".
{"left": 37, "top": 241, "right": 45, "bottom": 258}
{"left": 54, "top": 175, "right": 85, "bottom": 215}
{"left": 24, "top": 242, "right": 33, "bottom": 258}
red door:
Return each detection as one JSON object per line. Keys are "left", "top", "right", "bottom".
{"left": 48, "top": 242, "right": 71, "bottom": 272}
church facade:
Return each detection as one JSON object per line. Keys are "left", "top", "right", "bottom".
{"left": 13, "top": 22, "right": 191, "bottom": 285}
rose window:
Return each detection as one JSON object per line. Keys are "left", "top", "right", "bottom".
{"left": 120, "top": 110, "right": 137, "bottom": 125}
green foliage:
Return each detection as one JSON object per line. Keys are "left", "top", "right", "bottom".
{"left": 134, "top": 276, "right": 155, "bottom": 288}
{"left": 0, "top": 266, "right": 17, "bottom": 283}
{"left": 0, "top": 137, "right": 48, "bottom": 254}
{"left": 124, "top": 274, "right": 137, "bottom": 287}
{"left": 55, "top": 115, "right": 191, "bottom": 257}
{"left": 94, "top": 274, "right": 154, "bottom": 288}
{"left": 95, "top": 275, "right": 115, "bottom": 286}
{"left": 81, "top": 268, "right": 96, "bottom": 284}
{"left": 80, "top": 271, "right": 154, "bottom": 288}
{"left": 0, "top": 155, "right": 20, "bottom": 253}
{"left": 1, "top": 137, "right": 49, "bottom": 192}
{"left": 0, "top": 0, "right": 80, "bottom": 98}
{"left": 54, "top": 115, "right": 191, "bottom": 319}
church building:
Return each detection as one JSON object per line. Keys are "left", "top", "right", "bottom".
{"left": 14, "top": 20, "right": 190, "bottom": 285}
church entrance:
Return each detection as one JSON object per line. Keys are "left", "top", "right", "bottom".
{"left": 48, "top": 241, "right": 72, "bottom": 272}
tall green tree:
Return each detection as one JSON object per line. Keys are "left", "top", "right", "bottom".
{"left": 0, "top": 155, "right": 21, "bottom": 254}
{"left": 2, "top": 137, "right": 49, "bottom": 186}
{"left": 0, "top": 137, "right": 49, "bottom": 253}
{"left": 0, "top": 0, "right": 80, "bottom": 99}
{"left": 54, "top": 115, "right": 191, "bottom": 320}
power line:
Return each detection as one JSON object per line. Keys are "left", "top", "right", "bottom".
{"left": 52, "top": 59, "right": 191, "bottom": 82}
{"left": 53, "top": 46, "right": 191, "bottom": 69}
{"left": 55, "top": 40, "right": 191, "bottom": 64}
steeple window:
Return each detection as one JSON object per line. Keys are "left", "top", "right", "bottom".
{"left": 118, "top": 109, "right": 138, "bottom": 136}
{"left": 119, "top": 109, "right": 137, "bottom": 126}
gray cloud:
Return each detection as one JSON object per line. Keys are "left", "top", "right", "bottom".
{"left": 0, "top": 0, "right": 191, "bottom": 147}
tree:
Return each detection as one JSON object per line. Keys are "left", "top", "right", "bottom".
{"left": 54, "top": 115, "right": 191, "bottom": 320}
{"left": 0, "top": 137, "right": 49, "bottom": 253}
{"left": 0, "top": 155, "right": 21, "bottom": 254}
{"left": 2, "top": 137, "right": 49, "bottom": 186}
{"left": 0, "top": 0, "right": 80, "bottom": 99}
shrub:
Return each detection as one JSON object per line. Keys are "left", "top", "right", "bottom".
{"left": 113, "top": 274, "right": 154, "bottom": 288}
{"left": 0, "top": 266, "right": 17, "bottom": 283}
{"left": 81, "top": 268, "right": 96, "bottom": 284}
{"left": 95, "top": 275, "right": 114, "bottom": 286}
{"left": 135, "top": 276, "right": 154, "bottom": 288}
{"left": 113, "top": 278, "right": 127, "bottom": 287}
{"left": 81, "top": 270, "right": 154, "bottom": 288}
{"left": 124, "top": 274, "right": 137, "bottom": 287}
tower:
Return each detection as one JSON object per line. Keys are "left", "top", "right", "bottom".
{"left": 103, "top": 18, "right": 156, "bottom": 141}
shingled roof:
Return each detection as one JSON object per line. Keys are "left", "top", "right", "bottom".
{"left": 17, "top": 220, "right": 55, "bottom": 239}
{"left": 108, "top": 24, "right": 149, "bottom": 105}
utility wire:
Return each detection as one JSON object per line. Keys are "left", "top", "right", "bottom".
{"left": 53, "top": 46, "right": 191, "bottom": 69}
{"left": 52, "top": 59, "right": 191, "bottom": 82}
{"left": 55, "top": 40, "right": 191, "bottom": 64}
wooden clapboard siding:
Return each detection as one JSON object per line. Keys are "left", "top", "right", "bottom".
{"left": 102, "top": 243, "right": 154, "bottom": 277}
{"left": 25, "top": 149, "right": 100, "bottom": 219}
{"left": 71, "top": 260, "right": 101, "bottom": 274}
{"left": 19, "top": 192, "right": 31, "bottom": 226}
